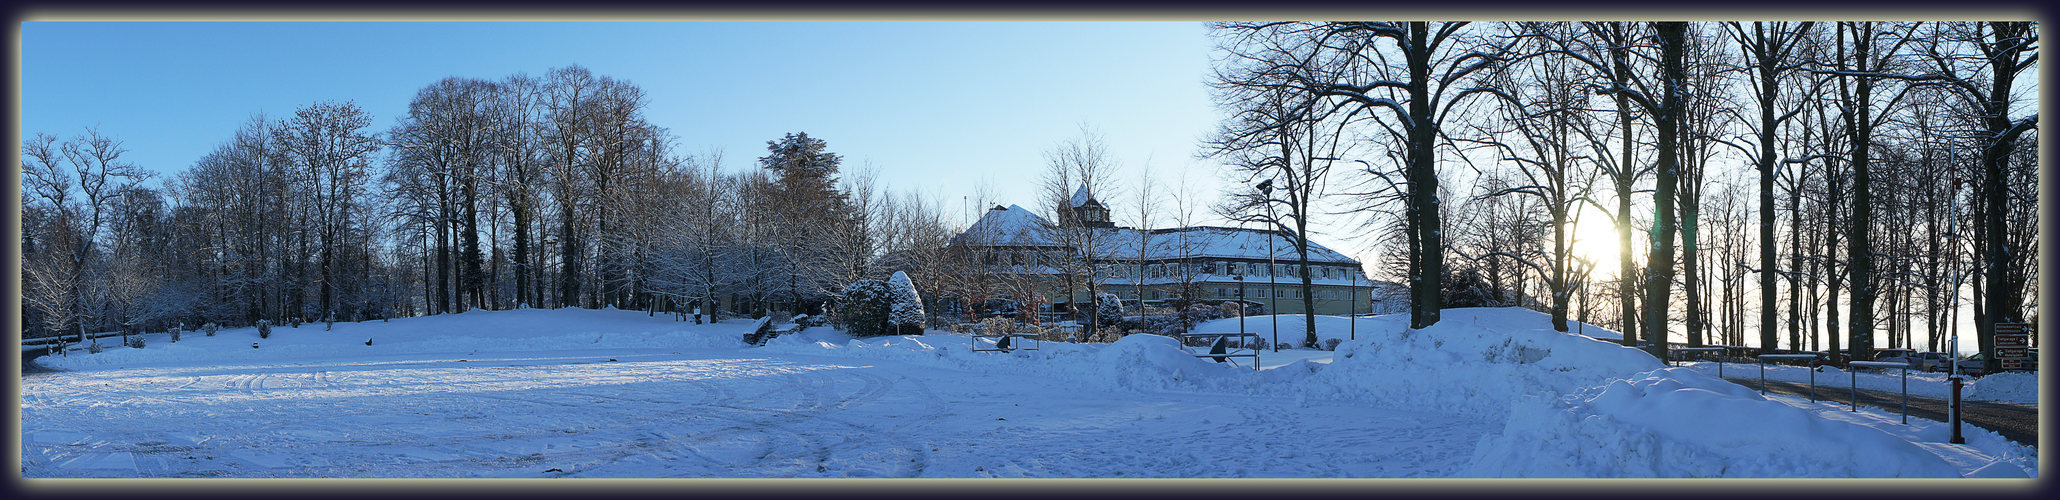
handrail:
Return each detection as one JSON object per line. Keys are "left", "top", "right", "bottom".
{"left": 1175, "top": 333, "right": 1261, "bottom": 370}
{"left": 1756, "top": 354, "right": 1820, "bottom": 400}
{"left": 1847, "top": 360, "right": 1914, "bottom": 422}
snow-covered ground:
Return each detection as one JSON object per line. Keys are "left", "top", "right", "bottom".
{"left": 19, "top": 307, "right": 2038, "bottom": 478}
{"left": 1679, "top": 359, "right": 2039, "bottom": 405}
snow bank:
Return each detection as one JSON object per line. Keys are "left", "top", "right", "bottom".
{"left": 1471, "top": 368, "right": 1962, "bottom": 477}
{"left": 783, "top": 308, "right": 2008, "bottom": 477}
{"left": 1286, "top": 309, "right": 1659, "bottom": 421}
{"left": 1965, "top": 371, "right": 2040, "bottom": 405}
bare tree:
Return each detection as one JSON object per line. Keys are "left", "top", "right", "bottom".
{"left": 1038, "top": 126, "right": 1118, "bottom": 340}
{"left": 1211, "top": 21, "right": 1507, "bottom": 330}
{"left": 1723, "top": 21, "right": 1818, "bottom": 353}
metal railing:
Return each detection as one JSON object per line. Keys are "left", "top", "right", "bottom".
{"left": 1674, "top": 347, "right": 1725, "bottom": 377}
{"left": 1847, "top": 360, "right": 1914, "bottom": 423}
{"left": 1174, "top": 333, "right": 1261, "bottom": 370}
{"left": 1756, "top": 354, "right": 1819, "bottom": 401}
{"left": 971, "top": 333, "right": 1041, "bottom": 353}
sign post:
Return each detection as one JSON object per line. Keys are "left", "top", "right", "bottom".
{"left": 1996, "top": 323, "right": 2031, "bottom": 371}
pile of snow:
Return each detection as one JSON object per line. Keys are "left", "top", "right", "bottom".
{"left": 1472, "top": 368, "right": 1963, "bottom": 477}
{"left": 1965, "top": 371, "right": 2040, "bottom": 405}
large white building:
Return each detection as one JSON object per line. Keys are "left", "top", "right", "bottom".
{"left": 946, "top": 187, "right": 1384, "bottom": 318}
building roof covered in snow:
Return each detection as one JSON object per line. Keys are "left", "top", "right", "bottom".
{"left": 953, "top": 204, "right": 1360, "bottom": 267}
{"left": 950, "top": 204, "right": 1060, "bottom": 248}
{"left": 1069, "top": 185, "right": 1099, "bottom": 208}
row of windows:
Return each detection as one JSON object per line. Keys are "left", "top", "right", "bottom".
{"left": 978, "top": 252, "right": 1365, "bottom": 282}
{"left": 1209, "top": 287, "right": 1359, "bottom": 300}
{"left": 1102, "top": 286, "right": 1361, "bottom": 301}
{"left": 1114, "top": 260, "right": 1363, "bottom": 280}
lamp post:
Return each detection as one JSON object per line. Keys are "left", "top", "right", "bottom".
{"left": 1258, "top": 179, "right": 1279, "bottom": 352}
{"left": 1234, "top": 272, "right": 1246, "bottom": 336}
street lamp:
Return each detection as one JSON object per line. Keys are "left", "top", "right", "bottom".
{"left": 1258, "top": 179, "right": 1279, "bottom": 352}
{"left": 1234, "top": 272, "right": 1246, "bottom": 337}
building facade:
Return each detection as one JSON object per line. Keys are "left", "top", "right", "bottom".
{"left": 945, "top": 188, "right": 1380, "bottom": 319}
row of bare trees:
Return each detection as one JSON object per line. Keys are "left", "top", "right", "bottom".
{"left": 1208, "top": 21, "right": 2036, "bottom": 371}
{"left": 20, "top": 65, "right": 962, "bottom": 342}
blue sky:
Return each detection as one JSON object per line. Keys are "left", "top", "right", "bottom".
{"left": 21, "top": 22, "right": 1304, "bottom": 237}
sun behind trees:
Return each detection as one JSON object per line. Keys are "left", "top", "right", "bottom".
{"left": 1203, "top": 20, "right": 2037, "bottom": 368}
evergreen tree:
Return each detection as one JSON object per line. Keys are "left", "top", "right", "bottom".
{"left": 888, "top": 271, "right": 925, "bottom": 334}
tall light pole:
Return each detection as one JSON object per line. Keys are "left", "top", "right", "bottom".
{"left": 1259, "top": 179, "right": 1279, "bottom": 352}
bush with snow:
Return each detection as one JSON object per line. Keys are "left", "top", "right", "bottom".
{"left": 1093, "top": 292, "right": 1123, "bottom": 332}
{"left": 838, "top": 279, "right": 896, "bottom": 337}
{"left": 888, "top": 271, "right": 925, "bottom": 334}
{"left": 256, "top": 319, "right": 272, "bottom": 339}
{"left": 204, "top": 322, "right": 220, "bottom": 336}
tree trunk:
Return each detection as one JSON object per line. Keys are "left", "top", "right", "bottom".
{"left": 1641, "top": 21, "right": 1687, "bottom": 361}
{"left": 1405, "top": 22, "right": 1444, "bottom": 330}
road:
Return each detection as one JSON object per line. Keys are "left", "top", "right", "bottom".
{"left": 1723, "top": 376, "right": 2037, "bottom": 448}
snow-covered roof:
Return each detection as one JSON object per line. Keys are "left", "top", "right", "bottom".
{"left": 1069, "top": 185, "right": 1098, "bottom": 208}
{"left": 1094, "top": 226, "right": 1358, "bottom": 265}
{"left": 951, "top": 204, "right": 1059, "bottom": 247}
{"left": 956, "top": 218, "right": 1360, "bottom": 267}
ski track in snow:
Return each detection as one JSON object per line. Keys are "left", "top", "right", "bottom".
{"left": 20, "top": 349, "right": 1488, "bottom": 478}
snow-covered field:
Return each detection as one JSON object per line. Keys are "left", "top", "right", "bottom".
{"left": 19, "top": 307, "right": 2038, "bottom": 478}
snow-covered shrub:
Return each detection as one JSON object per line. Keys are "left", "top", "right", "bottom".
{"left": 1323, "top": 338, "right": 1342, "bottom": 351}
{"left": 88, "top": 341, "right": 105, "bottom": 354}
{"left": 1442, "top": 267, "right": 1498, "bottom": 308}
{"left": 1218, "top": 302, "right": 1244, "bottom": 318}
{"left": 125, "top": 336, "right": 146, "bottom": 349}
{"left": 170, "top": 325, "right": 181, "bottom": 343}
{"left": 888, "top": 271, "right": 925, "bottom": 334}
{"left": 1094, "top": 293, "right": 1123, "bottom": 328}
{"left": 257, "top": 319, "right": 272, "bottom": 339}
{"left": 1183, "top": 303, "right": 1228, "bottom": 328}
{"left": 204, "top": 322, "right": 219, "bottom": 336}
{"left": 837, "top": 279, "right": 896, "bottom": 337}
